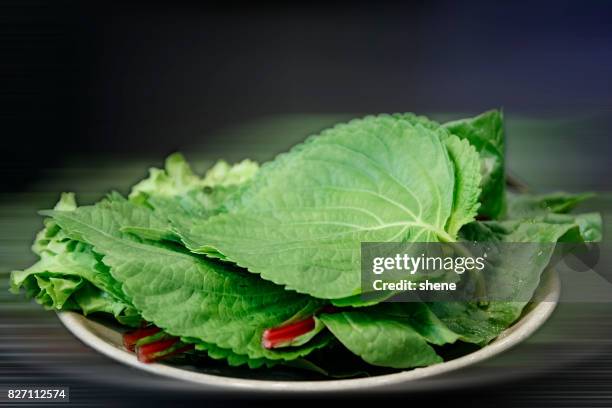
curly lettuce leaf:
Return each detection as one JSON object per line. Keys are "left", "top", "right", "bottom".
{"left": 129, "top": 152, "right": 258, "bottom": 199}
{"left": 201, "top": 159, "right": 260, "bottom": 187}
{"left": 124, "top": 155, "right": 261, "bottom": 245}
{"left": 73, "top": 283, "right": 141, "bottom": 327}
{"left": 129, "top": 153, "right": 258, "bottom": 218}
{"left": 10, "top": 194, "right": 139, "bottom": 325}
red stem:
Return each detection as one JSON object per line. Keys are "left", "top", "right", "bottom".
{"left": 138, "top": 338, "right": 179, "bottom": 355}
{"left": 145, "top": 344, "right": 195, "bottom": 363}
{"left": 136, "top": 338, "right": 179, "bottom": 363}
{"left": 261, "top": 305, "right": 342, "bottom": 349}
{"left": 262, "top": 317, "right": 315, "bottom": 349}
{"left": 123, "top": 326, "right": 161, "bottom": 351}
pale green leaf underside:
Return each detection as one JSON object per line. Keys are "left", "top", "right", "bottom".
{"left": 175, "top": 115, "right": 483, "bottom": 300}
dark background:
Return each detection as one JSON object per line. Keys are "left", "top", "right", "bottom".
{"left": 2, "top": 0, "right": 612, "bottom": 406}
{"left": 3, "top": 0, "right": 612, "bottom": 192}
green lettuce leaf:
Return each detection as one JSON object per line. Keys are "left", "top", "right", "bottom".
{"left": 10, "top": 193, "right": 139, "bottom": 325}
{"left": 129, "top": 152, "right": 258, "bottom": 200}
{"left": 124, "top": 154, "right": 260, "bottom": 243}
{"left": 73, "top": 283, "right": 142, "bottom": 327}
{"left": 174, "top": 114, "right": 481, "bottom": 300}
{"left": 129, "top": 153, "right": 258, "bottom": 218}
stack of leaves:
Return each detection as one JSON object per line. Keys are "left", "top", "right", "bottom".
{"left": 10, "top": 110, "right": 602, "bottom": 373}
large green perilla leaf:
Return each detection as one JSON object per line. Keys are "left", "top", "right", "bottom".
{"left": 174, "top": 115, "right": 482, "bottom": 300}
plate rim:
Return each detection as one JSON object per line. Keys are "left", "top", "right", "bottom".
{"left": 57, "top": 270, "right": 560, "bottom": 393}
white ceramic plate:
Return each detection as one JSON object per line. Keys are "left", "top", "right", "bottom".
{"left": 57, "top": 269, "right": 559, "bottom": 394}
